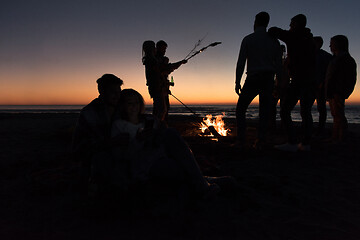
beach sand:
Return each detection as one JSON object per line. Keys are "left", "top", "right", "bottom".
{"left": 1, "top": 113, "right": 360, "bottom": 239}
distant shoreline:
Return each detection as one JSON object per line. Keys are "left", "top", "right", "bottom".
{"left": 1, "top": 112, "right": 360, "bottom": 134}
{"left": 1, "top": 103, "right": 360, "bottom": 107}
{"left": 2, "top": 104, "right": 360, "bottom": 124}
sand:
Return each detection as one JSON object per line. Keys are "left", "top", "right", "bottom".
{"left": 0, "top": 113, "right": 360, "bottom": 240}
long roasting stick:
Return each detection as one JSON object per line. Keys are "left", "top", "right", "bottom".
{"left": 184, "top": 34, "right": 208, "bottom": 60}
{"left": 184, "top": 42, "right": 222, "bottom": 61}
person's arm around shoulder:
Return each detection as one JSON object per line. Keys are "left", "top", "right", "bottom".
{"left": 268, "top": 27, "right": 289, "bottom": 43}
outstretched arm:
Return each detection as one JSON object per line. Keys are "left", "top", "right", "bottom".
{"left": 168, "top": 59, "right": 188, "bottom": 73}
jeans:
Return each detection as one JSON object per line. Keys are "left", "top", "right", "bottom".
{"left": 236, "top": 72, "right": 275, "bottom": 143}
{"left": 280, "top": 80, "right": 315, "bottom": 144}
{"left": 152, "top": 93, "right": 168, "bottom": 121}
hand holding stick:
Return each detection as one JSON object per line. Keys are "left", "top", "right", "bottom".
{"left": 185, "top": 42, "right": 222, "bottom": 61}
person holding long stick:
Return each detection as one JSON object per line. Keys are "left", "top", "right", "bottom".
{"left": 142, "top": 40, "right": 186, "bottom": 124}
{"left": 155, "top": 40, "right": 187, "bottom": 122}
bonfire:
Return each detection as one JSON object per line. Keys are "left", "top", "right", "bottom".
{"left": 199, "top": 113, "right": 230, "bottom": 137}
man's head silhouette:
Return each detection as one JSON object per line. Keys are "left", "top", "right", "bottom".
{"left": 96, "top": 74, "right": 123, "bottom": 107}
{"left": 156, "top": 40, "right": 168, "bottom": 57}
{"left": 254, "top": 11, "right": 270, "bottom": 29}
{"left": 330, "top": 35, "right": 349, "bottom": 54}
{"left": 313, "top": 36, "right": 324, "bottom": 50}
{"left": 290, "top": 14, "right": 307, "bottom": 31}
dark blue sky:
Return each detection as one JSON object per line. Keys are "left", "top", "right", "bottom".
{"left": 0, "top": 0, "right": 359, "bottom": 104}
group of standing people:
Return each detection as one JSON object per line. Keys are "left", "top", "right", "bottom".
{"left": 235, "top": 12, "right": 357, "bottom": 152}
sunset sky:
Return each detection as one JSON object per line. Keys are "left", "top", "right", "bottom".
{"left": 0, "top": 0, "right": 359, "bottom": 105}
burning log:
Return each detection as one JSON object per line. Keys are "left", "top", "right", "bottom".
{"left": 206, "top": 125, "right": 222, "bottom": 138}
{"left": 200, "top": 113, "right": 230, "bottom": 138}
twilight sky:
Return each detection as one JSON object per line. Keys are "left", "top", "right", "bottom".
{"left": 0, "top": 0, "right": 359, "bottom": 105}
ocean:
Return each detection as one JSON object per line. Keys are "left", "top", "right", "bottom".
{"left": 1, "top": 104, "right": 360, "bottom": 124}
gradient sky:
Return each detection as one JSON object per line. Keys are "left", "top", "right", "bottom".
{"left": 0, "top": 0, "right": 359, "bottom": 105}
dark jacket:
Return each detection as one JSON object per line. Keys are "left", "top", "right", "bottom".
{"left": 268, "top": 27, "right": 316, "bottom": 85}
{"left": 325, "top": 52, "right": 357, "bottom": 99}
{"left": 72, "top": 98, "right": 114, "bottom": 155}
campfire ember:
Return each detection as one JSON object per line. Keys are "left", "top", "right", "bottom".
{"left": 199, "top": 113, "right": 230, "bottom": 137}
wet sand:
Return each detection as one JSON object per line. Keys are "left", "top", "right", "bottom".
{"left": 1, "top": 113, "right": 359, "bottom": 239}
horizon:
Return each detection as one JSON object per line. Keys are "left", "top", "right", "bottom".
{"left": 2, "top": 101, "right": 360, "bottom": 107}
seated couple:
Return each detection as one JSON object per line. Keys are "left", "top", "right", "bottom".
{"left": 72, "top": 74, "right": 223, "bottom": 201}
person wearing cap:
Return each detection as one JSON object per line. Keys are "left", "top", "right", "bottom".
{"left": 72, "top": 73, "right": 128, "bottom": 196}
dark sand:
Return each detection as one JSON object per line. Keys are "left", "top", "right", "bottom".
{"left": 1, "top": 113, "right": 360, "bottom": 239}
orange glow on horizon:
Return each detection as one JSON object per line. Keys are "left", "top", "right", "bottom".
{"left": 2, "top": 91, "right": 360, "bottom": 106}
{"left": 1, "top": 69, "right": 359, "bottom": 106}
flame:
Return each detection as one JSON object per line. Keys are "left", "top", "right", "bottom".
{"left": 199, "top": 112, "right": 230, "bottom": 137}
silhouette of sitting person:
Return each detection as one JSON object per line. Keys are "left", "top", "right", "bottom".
{"left": 313, "top": 36, "right": 333, "bottom": 134}
{"left": 325, "top": 35, "right": 357, "bottom": 142}
{"left": 111, "top": 88, "right": 220, "bottom": 199}
{"left": 234, "top": 11, "right": 282, "bottom": 149}
{"left": 72, "top": 73, "right": 128, "bottom": 195}
{"left": 269, "top": 14, "right": 317, "bottom": 152}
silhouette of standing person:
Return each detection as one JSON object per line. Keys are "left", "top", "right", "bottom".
{"left": 269, "top": 14, "right": 317, "bottom": 152}
{"left": 142, "top": 41, "right": 166, "bottom": 122}
{"left": 155, "top": 40, "right": 187, "bottom": 122}
{"left": 234, "top": 11, "right": 282, "bottom": 149}
{"left": 325, "top": 35, "right": 357, "bottom": 142}
{"left": 313, "top": 36, "right": 333, "bottom": 135}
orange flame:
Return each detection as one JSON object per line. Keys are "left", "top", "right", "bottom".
{"left": 199, "top": 112, "right": 230, "bottom": 137}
